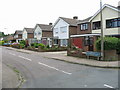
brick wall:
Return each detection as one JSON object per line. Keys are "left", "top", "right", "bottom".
{"left": 69, "top": 26, "right": 77, "bottom": 35}
{"left": 28, "top": 33, "right": 34, "bottom": 39}
{"left": 77, "top": 23, "right": 91, "bottom": 34}
{"left": 42, "top": 31, "right": 53, "bottom": 37}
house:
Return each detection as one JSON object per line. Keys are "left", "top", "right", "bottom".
{"left": 13, "top": 30, "right": 22, "bottom": 43}
{"left": 52, "top": 16, "right": 79, "bottom": 47}
{"left": 22, "top": 28, "right": 34, "bottom": 45}
{"left": 90, "top": 4, "right": 120, "bottom": 38}
{"left": 34, "top": 23, "right": 53, "bottom": 47}
{"left": 70, "top": 16, "right": 100, "bottom": 51}
{"left": 70, "top": 4, "right": 120, "bottom": 52}
{"left": 3, "top": 35, "right": 14, "bottom": 43}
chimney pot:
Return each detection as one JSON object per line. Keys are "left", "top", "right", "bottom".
{"left": 73, "top": 16, "right": 78, "bottom": 19}
{"left": 49, "top": 23, "right": 52, "bottom": 25}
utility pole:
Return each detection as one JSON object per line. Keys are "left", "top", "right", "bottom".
{"left": 100, "top": 0, "right": 104, "bottom": 60}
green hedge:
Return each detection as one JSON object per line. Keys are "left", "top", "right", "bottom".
{"left": 96, "top": 37, "right": 120, "bottom": 52}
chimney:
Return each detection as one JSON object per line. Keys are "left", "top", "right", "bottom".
{"left": 49, "top": 23, "right": 52, "bottom": 25}
{"left": 118, "top": 6, "right": 120, "bottom": 10}
{"left": 73, "top": 16, "right": 78, "bottom": 20}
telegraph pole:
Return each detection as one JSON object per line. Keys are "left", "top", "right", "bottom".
{"left": 100, "top": 0, "right": 104, "bottom": 60}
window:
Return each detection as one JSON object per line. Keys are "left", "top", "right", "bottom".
{"left": 54, "top": 28, "right": 58, "bottom": 34}
{"left": 93, "top": 21, "right": 101, "bottom": 30}
{"left": 106, "top": 18, "right": 120, "bottom": 28}
{"left": 54, "top": 39, "right": 58, "bottom": 45}
{"left": 80, "top": 23, "right": 88, "bottom": 30}
{"left": 38, "top": 32, "right": 41, "bottom": 35}
{"left": 84, "top": 36, "right": 93, "bottom": 46}
{"left": 60, "top": 39, "right": 68, "bottom": 46}
{"left": 34, "top": 33, "right": 37, "bottom": 36}
{"left": 60, "top": 26, "right": 67, "bottom": 33}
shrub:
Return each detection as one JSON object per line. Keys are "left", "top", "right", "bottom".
{"left": 19, "top": 40, "right": 25, "bottom": 45}
{"left": 96, "top": 37, "right": 119, "bottom": 50}
{"left": 46, "top": 45, "right": 50, "bottom": 49}
{"left": 31, "top": 43, "right": 34, "bottom": 46}
{"left": 20, "top": 44, "right": 25, "bottom": 49}
{"left": 0, "top": 41, "right": 4, "bottom": 46}
{"left": 38, "top": 43, "right": 45, "bottom": 49}
{"left": 31, "top": 43, "right": 39, "bottom": 48}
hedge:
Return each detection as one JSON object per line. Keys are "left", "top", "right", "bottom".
{"left": 96, "top": 37, "right": 120, "bottom": 52}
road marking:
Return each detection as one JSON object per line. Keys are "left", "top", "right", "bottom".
{"left": 18, "top": 56, "right": 32, "bottom": 61}
{"left": 38, "top": 62, "right": 72, "bottom": 75}
{"left": 9, "top": 53, "right": 16, "bottom": 56}
{"left": 104, "top": 84, "right": 114, "bottom": 88}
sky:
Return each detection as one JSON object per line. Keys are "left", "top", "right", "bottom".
{"left": 0, "top": 0, "right": 119, "bottom": 34}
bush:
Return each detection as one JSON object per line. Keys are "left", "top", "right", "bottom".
{"left": 31, "top": 43, "right": 39, "bottom": 48}
{"left": 19, "top": 40, "right": 25, "bottom": 45}
{"left": 38, "top": 43, "right": 45, "bottom": 49}
{"left": 96, "top": 37, "right": 119, "bottom": 50}
{"left": 20, "top": 44, "right": 25, "bottom": 49}
{"left": 0, "top": 41, "right": 4, "bottom": 46}
{"left": 46, "top": 45, "right": 50, "bottom": 49}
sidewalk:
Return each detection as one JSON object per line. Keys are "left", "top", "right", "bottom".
{"left": 4, "top": 47, "right": 120, "bottom": 68}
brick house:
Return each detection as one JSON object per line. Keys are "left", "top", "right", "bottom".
{"left": 22, "top": 28, "right": 34, "bottom": 45}
{"left": 70, "top": 16, "right": 100, "bottom": 51}
{"left": 70, "top": 4, "right": 120, "bottom": 52}
{"left": 52, "top": 16, "right": 78, "bottom": 47}
{"left": 34, "top": 23, "right": 53, "bottom": 47}
{"left": 13, "top": 30, "right": 22, "bottom": 43}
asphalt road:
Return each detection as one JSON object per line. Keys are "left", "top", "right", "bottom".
{"left": 2, "top": 47, "right": 119, "bottom": 88}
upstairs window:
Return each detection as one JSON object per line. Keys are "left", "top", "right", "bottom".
{"left": 60, "top": 26, "right": 67, "bottom": 33}
{"left": 38, "top": 32, "right": 41, "bottom": 35}
{"left": 106, "top": 18, "right": 120, "bottom": 28}
{"left": 54, "top": 28, "right": 58, "bottom": 34}
{"left": 93, "top": 21, "right": 101, "bottom": 30}
{"left": 80, "top": 23, "right": 88, "bottom": 30}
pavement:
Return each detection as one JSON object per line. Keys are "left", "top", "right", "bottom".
{"left": 3, "top": 46, "right": 120, "bottom": 68}
{"left": 2, "top": 46, "right": 119, "bottom": 88}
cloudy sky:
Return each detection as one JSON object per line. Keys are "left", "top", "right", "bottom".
{"left": 0, "top": 0, "right": 119, "bottom": 34}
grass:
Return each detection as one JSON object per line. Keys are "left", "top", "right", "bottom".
{"left": 6, "top": 64, "right": 26, "bottom": 88}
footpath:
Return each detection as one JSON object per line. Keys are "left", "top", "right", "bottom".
{"left": 4, "top": 47, "right": 120, "bottom": 68}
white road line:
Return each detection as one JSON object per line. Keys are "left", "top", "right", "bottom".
{"left": 9, "top": 53, "right": 16, "bottom": 56}
{"left": 104, "top": 84, "right": 114, "bottom": 88}
{"left": 38, "top": 62, "right": 72, "bottom": 75}
{"left": 18, "top": 56, "right": 32, "bottom": 61}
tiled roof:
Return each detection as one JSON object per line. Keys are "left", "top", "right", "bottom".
{"left": 37, "top": 24, "right": 52, "bottom": 31}
{"left": 59, "top": 17, "right": 79, "bottom": 26}
{"left": 25, "top": 28, "right": 34, "bottom": 34}
{"left": 15, "top": 30, "right": 22, "bottom": 34}
{"left": 77, "top": 16, "right": 92, "bottom": 24}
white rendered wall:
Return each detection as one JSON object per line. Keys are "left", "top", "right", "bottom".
{"left": 53, "top": 18, "right": 69, "bottom": 39}
{"left": 92, "top": 7, "right": 119, "bottom": 36}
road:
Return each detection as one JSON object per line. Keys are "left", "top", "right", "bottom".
{"left": 2, "top": 47, "right": 119, "bottom": 88}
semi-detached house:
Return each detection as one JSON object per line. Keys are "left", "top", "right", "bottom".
{"left": 13, "top": 30, "right": 22, "bottom": 43}
{"left": 70, "top": 4, "right": 120, "bottom": 52}
{"left": 22, "top": 28, "right": 34, "bottom": 45}
{"left": 52, "top": 16, "right": 79, "bottom": 47}
{"left": 90, "top": 4, "right": 120, "bottom": 37}
{"left": 34, "top": 23, "right": 53, "bottom": 47}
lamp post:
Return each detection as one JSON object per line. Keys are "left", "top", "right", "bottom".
{"left": 100, "top": 0, "right": 104, "bottom": 60}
